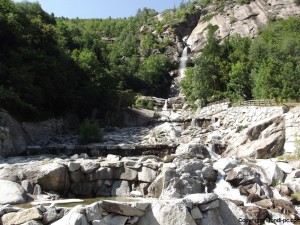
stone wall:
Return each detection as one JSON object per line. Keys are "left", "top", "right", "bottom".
{"left": 0, "top": 194, "right": 241, "bottom": 225}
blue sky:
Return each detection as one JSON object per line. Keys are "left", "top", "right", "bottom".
{"left": 13, "top": 0, "right": 190, "bottom": 19}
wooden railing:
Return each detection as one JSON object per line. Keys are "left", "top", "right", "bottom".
{"left": 236, "top": 99, "right": 277, "bottom": 106}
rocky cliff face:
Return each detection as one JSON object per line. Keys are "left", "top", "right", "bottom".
{"left": 186, "top": 0, "right": 300, "bottom": 53}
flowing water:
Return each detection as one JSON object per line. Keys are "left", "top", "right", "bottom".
{"left": 162, "top": 99, "right": 168, "bottom": 111}
{"left": 179, "top": 46, "right": 188, "bottom": 79}
{"left": 213, "top": 174, "right": 249, "bottom": 205}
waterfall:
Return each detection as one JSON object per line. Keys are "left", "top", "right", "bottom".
{"left": 168, "top": 45, "right": 189, "bottom": 97}
{"left": 162, "top": 99, "right": 168, "bottom": 111}
{"left": 179, "top": 46, "right": 188, "bottom": 79}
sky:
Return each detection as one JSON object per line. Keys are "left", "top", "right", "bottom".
{"left": 13, "top": 0, "right": 190, "bottom": 19}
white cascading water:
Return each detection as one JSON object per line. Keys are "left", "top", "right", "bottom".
{"left": 162, "top": 99, "right": 168, "bottom": 111}
{"left": 213, "top": 174, "right": 249, "bottom": 205}
{"left": 179, "top": 46, "right": 188, "bottom": 79}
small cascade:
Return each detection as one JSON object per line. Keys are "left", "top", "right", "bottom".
{"left": 162, "top": 99, "right": 168, "bottom": 111}
{"left": 179, "top": 46, "right": 189, "bottom": 79}
{"left": 213, "top": 174, "right": 249, "bottom": 205}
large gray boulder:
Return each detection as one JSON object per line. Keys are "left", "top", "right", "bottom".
{"left": 0, "top": 180, "right": 27, "bottom": 204}
{"left": 137, "top": 202, "right": 196, "bottom": 225}
{"left": 51, "top": 205, "right": 88, "bottom": 225}
{"left": 37, "top": 163, "right": 69, "bottom": 195}
{"left": 121, "top": 108, "right": 155, "bottom": 127}
{"left": 0, "top": 112, "right": 28, "bottom": 157}
{"left": 223, "top": 116, "right": 285, "bottom": 159}
{"left": 1, "top": 207, "right": 43, "bottom": 225}
{"left": 176, "top": 142, "right": 210, "bottom": 159}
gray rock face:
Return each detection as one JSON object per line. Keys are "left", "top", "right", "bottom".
{"left": 187, "top": 0, "right": 300, "bottom": 54}
{"left": 0, "top": 112, "right": 28, "bottom": 157}
{"left": 0, "top": 180, "right": 27, "bottom": 204}
{"left": 223, "top": 116, "right": 285, "bottom": 159}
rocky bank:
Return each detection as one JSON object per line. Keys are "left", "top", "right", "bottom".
{"left": 0, "top": 100, "right": 300, "bottom": 224}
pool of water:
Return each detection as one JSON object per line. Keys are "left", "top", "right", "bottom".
{"left": 16, "top": 196, "right": 145, "bottom": 209}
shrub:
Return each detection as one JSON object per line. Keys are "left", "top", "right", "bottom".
{"left": 134, "top": 97, "right": 154, "bottom": 110}
{"left": 78, "top": 119, "right": 103, "bottom": 144}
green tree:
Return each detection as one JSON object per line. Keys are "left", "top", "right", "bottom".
{"left": 137, "top": 54, "right": 175, "bottom": 97}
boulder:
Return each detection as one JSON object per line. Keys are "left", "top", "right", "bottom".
{"left": 255, "top": 199, "right": 273, "bottom": 209}
{"left": 199, "top": 199, "right": 219, "bottom": 211}
{"left": 102, "top": 201, "right": 145, "bottom": 217}
{"left": 223, "top": 116, "right": 285, "bottom": 159}
{"left": 255, "top": 159, "right": 285, "bottom": 185}
{"left": 138, "top": 167, "right": 157, "bottom": 183}
{"left": 111, "top": 180, "right": 131, "bottom": 196}
{"left": 86, "top": 167, "right": 114, "bottom": 181}
{"left": 175, "top": 143, "right": 210, "bottom": 159}
{"left": 0, "top": 112, "right": 28, "bottom": 157}
{"left": 93, "top": 214, "right": 128, "bottom": 225}
{"left": 114, "top": 167, "right": 138, "bottom": 181}
{"left": 243, "top": 206, "right": 270, "bottom": 224}
{"left": 68, "top": 162, "right": 81, "bottom": 172}
{"left": 273, "top": 199, "right": 297, "bottom": 215}
{"left": 197, "top": 208, "right": 224, "bottom": 225}
{"left": 0, "top": 204, "right": 21, "bottom": 217}
{"left": 175, "top": 158, "right": 204, "bottom": 173}
{"left": 137, "top": 202, "right": 196, "bottom": 225}
{"left": 2, "top": 208, "right": 43, "bottom": 225}
{"left": 51, "top": 205, "right": 88, "bottom": 225}
{"left": 42, "top": 207, "right": 60, "bottom": 224}
{"left": 184, "top": 193, "right": 218, "bottom": 204}
{"left": 225, "top": 166, "right": 261, "bottom": 187}
{"left": 37, "top": 163, "right": 69, "bottom": 194}
{"left": 121, "top": 108, "right": 155, "bottom": 127}
{"left": 85, "top": 202, "right": 103, "bottom": 222}
{"left": 191, "top": 207, "right": 203, "bottom": 220}
{"left": 80, "top": 161, "right": 100, "bottom": 173}
{"left": 218, "top": 199, "right": 245, "bottom": 225}
{"left": 213, "top": 158, "right": 237, "bottom": 173}
{"left": 0, "top": 180, "right": 27, "bottom": 204}
{"left": 147, "top": 171, "right": 165, "bottom": 198}
{"left": 21, "top": 180, "right": 34, "bottom": 194}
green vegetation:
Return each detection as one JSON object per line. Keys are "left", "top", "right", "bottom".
{"left": 78, "top": 119, "right": 103, "bottom": 144}
{"left": 182, "top": 17, "right": 300, "bottom": 104}
{"left": 134, "top": 97, "right": 154, "bottom": 110}
{"left": 0, "top": 0, "right": 183, "bottom": 122}
{"left": 1, "top": 0, "right": 300, "bottom": 128}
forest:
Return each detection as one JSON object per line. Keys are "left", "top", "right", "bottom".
{"left": 0, "top": 0, "right": 300, "bottom": 122}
